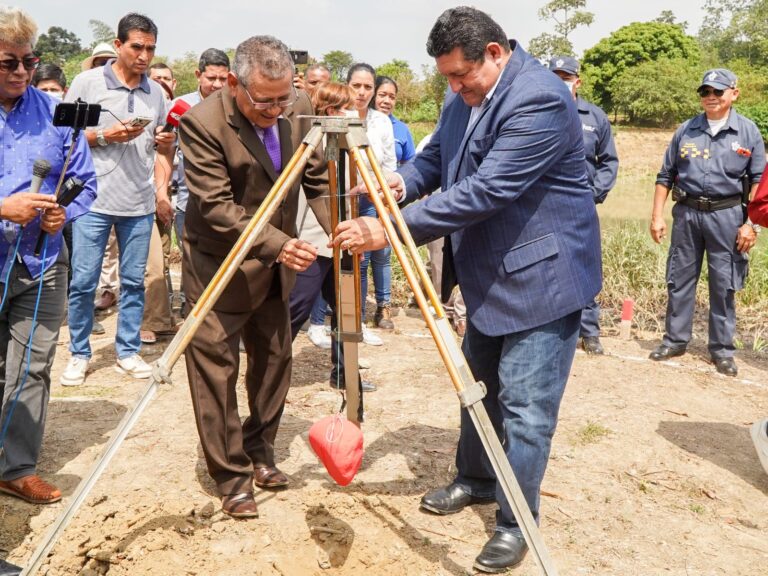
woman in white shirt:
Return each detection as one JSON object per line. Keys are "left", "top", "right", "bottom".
{"left": 347, "top": 63, "right": 397, "bottom": 337}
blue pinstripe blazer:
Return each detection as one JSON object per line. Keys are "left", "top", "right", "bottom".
{"left": 399, "top": 42, "right": 602, "bottom": 336}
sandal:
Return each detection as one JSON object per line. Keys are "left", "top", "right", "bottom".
{"left": 221, "top": 492, "right": 258, "bottom": 518}
{"left": 0, "top": 475, "right": 62, "bottom": 504}
{"left": 140, "top": 330, "right": 157, "bottom": 344}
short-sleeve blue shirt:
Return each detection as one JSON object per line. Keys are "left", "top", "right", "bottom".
{"left": 656, "top": 111, "right": 765, "bottom": 198}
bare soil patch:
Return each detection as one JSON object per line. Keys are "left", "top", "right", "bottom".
{"left": 2, "top": 304, "right": 767, "bottom": 575}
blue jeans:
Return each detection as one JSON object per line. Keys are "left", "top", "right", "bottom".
{"left": 69, "top": 211, "right": 153, "bottom": 360}
{"left": 309, "top": 293, "right": 328, "bottom": 326}
{"left": 359, "top": 198, "right": 391, "bottom": 320}
{"left": 454, "top": 310, "right": 581, "bottom": 535}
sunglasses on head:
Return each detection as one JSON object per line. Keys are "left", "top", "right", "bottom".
{"left": 697, "top": 87, "right": 726, "bottom": 98}
{"left": 0, "top": 56, "right": 40, "bottom": 73}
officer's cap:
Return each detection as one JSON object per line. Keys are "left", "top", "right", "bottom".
{"left": 548, "top": 56, "right": 580, "bottom": 76}
{"left": 699, "top": 69, "right": 737, "bottom": 91}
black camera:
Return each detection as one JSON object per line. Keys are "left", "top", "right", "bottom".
{"left": 52, "top": 99, "right": 102, "bottom": 130}
{"left": 289, "top": 50, "right": 309, "bottom": 66}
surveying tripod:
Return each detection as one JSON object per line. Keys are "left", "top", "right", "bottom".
{"left": 19, "top": 117, "right": 559, "bottom": 576}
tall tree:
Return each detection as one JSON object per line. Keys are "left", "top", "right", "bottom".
{"left": 35, "top": 27, "right": 83, "bottom": 66}
{"left": 321, "top": 50, "right": 353, "bottom": 82}
{"left": 654, "top": 10, "right": 688, "bottom": 30}
{"left": 699, "top": 0, "right": 768, "bottom": 67}
{"left": 582, "top": 22, "right": 701, "bottom": 113}
{"left": 88, "top": 19, "right": 115, "bottom": 46}
{"left": 528, "top": 0, "right": 594, "bottom": 60}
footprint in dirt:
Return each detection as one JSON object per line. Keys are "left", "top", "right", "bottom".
{"left": 305, "top": 505, "right": 354, "bottom": 569}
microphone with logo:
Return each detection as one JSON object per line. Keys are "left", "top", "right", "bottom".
{"left": 154, "top": 100, "right": 191, "bottom": 150}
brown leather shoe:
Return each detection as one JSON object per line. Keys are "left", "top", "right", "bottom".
{"left": 221, "top": 492, "right": 258, "bottom": 518}
{"left": 95, "top": 290, "right": 117, "bottom": 311}
{"left": 253, "top": 465, "right": 289, "bottom": 489}
{"left": 0, "top": 475, "right": 62, "bottom": 504}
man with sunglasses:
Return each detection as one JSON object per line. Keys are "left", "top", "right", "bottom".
{"left": 178, "top": 35, "right": 329, "bottom": 518}
{"left": 0, "top": 6, "right": 96, "bottom": 506}
{"left": 650, "top": 69, "right": 765, "bottom": 376}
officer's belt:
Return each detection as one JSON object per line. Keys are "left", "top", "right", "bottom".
{"left": 677, "top": 194, "right": 741, "bottom": 212}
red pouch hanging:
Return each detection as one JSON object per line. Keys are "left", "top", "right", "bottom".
{"left": 308, "top": 414, "right": 363, "bottom": 486}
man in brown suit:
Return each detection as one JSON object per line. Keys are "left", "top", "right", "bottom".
{"left": 178, "top": 35, "right": 329, "bottom": 518}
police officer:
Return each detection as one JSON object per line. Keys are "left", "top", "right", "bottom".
{"left": 650, "top": 69, "right": 764, "bottom": 376}
{"left": 550, "top": 56, "right": 619, "bottom": 354}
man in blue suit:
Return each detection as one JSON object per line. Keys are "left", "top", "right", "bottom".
{"left": 333, "top": 7, "right": 601, "bottom": 572}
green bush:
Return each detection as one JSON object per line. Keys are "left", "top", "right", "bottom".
{"left": 735, "top": 102, "right": 768, "bottom": 142}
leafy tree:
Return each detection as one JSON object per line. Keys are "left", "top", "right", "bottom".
{"left": 421, "top": 64, "right": 448, "bottom": 113}
{"left": 612, "top": 58, "right": 701, "bottom": 126}
{"left": 528, "top": 0, "right": 594, "bottom": 60}
{"left": 699, "top": 0, "right": 768, "bottom": 67}
{"left": 168, "top": 52, "right": 201, "bottom": 97}
{"left": 582, "top": 22, "right": 701, "bottom": 114}
{"left": 376, "top": 59, "right": 420, "bottom": 117}
{"left": 89, "top": 19, "right": 115, "bottom": 46}
{"left": 35, "top": 26, "right": 83, "bottom": 66}
{"left": 321, "top": 50, "right": 353, "bottom": 81}
{"left": 654, "top": 10, "right": 688, "bottom": 30}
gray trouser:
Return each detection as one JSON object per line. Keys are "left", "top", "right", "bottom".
{"left": 0, "top": 260, "right": 67, "bottom": 481}
{"left": 662, "top": 203, "right": 747, "bottom": 359}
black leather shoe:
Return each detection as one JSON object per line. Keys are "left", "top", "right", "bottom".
{"left": 713, "top": 357, "right": 738, "bottom": 377}
{"left": 581, "top": 336, "right": 604, "bottom": 355}
{"left": 420, "top": 483, "right": 494, "bottom": 515}
{"left": 474, "top": 532, "right": 528, "bottom": 573}
{"left": 649, "top": 344, "right": 686, "bottom": 361}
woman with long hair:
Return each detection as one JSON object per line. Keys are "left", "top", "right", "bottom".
{"left": 347, "top": 63, "right": 397, "bottom": 338}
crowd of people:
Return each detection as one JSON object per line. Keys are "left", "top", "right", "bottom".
{"left": 1, "top": 4, "right": 767, "bottom": 574}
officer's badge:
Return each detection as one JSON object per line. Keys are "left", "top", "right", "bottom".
{"left": 556, "top": 59, "right": 564, "bottom": 68}
{"left": 707, "top": 71, "right": 718, "bottom": 81}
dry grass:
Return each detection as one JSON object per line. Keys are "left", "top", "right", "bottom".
{"left": 385, "top": 127, "right": 768, "bottom": 347}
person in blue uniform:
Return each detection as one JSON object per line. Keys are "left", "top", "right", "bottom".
{"left": 649, "top": 68, "right": 764, "bottom": 377}
{"left": 550, "top": 56, "right": 618, "bottom": 355}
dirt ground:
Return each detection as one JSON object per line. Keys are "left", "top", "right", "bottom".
{"left": 1, "top": 294, "right": 767, "bottom": 576}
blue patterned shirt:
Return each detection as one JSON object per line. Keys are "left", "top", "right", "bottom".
{"left": 0, "top": 86, "right": 97, "bottom": 278}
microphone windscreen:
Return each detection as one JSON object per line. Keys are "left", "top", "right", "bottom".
{"left": 165, "top": 99, "right": 192, "bottom": 128}
{"left": 33, "top": 159, "right": 52, "bottom": 179}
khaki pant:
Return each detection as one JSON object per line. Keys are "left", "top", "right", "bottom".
{"left": 141, "top": 217, "right": 174, "bottom": 332}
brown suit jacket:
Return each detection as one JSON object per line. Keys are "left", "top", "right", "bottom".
{"left": 179, "top": 86, "right": 330, "bottom": 313}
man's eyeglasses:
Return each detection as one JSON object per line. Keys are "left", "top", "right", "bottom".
{"left": 697, "top": 87, "right": 727, "bottom": 98}
{"left": 240, "top": 82, "right": 297, "bottom": 110}
{"left": 0, "top": 56, "right": 41, "bottom": 73}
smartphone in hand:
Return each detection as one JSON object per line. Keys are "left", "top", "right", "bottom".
{"left": 129, "top": 116, "right": 153, "bottom": 128}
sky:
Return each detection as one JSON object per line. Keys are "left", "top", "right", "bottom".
{"left": 22, "top": 0, "right": 708, "bottom": 73}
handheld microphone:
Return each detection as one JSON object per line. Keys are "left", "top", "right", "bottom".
{"left": 161, "top": 99, "right": 191, "bottom": 132}
{"left": 34, "top": 177, "right": 85, "bottom": 256}
{"left": 31, "top": 159, "right": 52, "bottom": 194}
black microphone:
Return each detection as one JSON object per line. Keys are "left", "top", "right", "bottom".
{"left": 34, "top": 177, "right": 85, "bottom": 256}
{"left": 30, "top": 159, "right": 52, "bottom": 195}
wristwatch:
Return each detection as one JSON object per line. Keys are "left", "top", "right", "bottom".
{"left": 96, "top": 129, "right": 108, "bottom": 147}
{"left": 747, "top": 218, "right": 761, "bottom": 234}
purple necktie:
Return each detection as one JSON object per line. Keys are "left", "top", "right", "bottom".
{"left": 262, "top": 125, "right": 282, "bottom": 173}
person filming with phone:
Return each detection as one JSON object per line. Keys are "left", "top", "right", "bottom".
{"left": 60, "top": 12, "right": 174, "bottom": 387}
{"left": 0, "top": 6, "right": 96, "bottom": 507}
